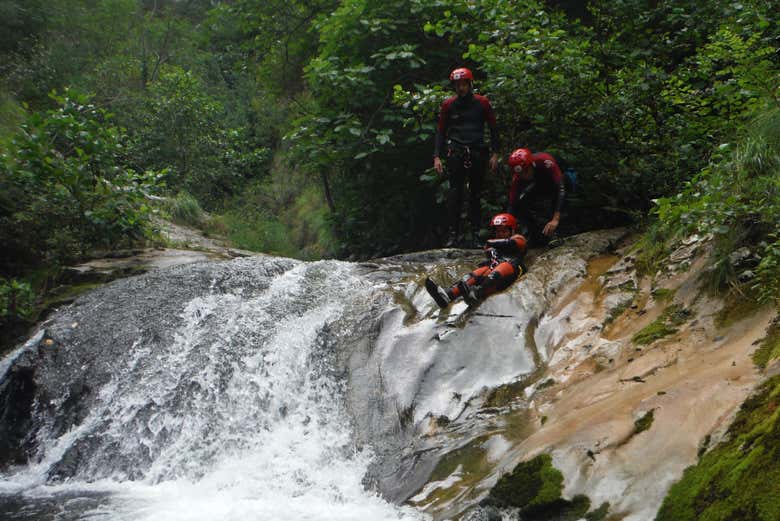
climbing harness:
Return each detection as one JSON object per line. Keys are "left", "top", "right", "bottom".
{"left": 447, "top": 141, "right": 474, "bottom": 169}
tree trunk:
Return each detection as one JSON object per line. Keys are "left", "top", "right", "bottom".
{"left": 321, "top": 170, "right": 335, "bottom": 212}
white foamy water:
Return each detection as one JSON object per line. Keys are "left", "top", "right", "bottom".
{"left": 0, "top": 260, "right": 427, "bottom": 521}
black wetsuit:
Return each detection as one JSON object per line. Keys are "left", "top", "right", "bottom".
{"left": 434, "top": 92, "right": 500, "bottom": 239}
{"left": 508, "top": 152, "right": 565, "bottom": 246}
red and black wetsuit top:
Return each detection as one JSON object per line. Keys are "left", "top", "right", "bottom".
{"left": 434, "top": 92, "right": 500, "bottom": 157}
{"left": 508, "top": 152, "right": 565, "bottom": 214}
{"left": 482, "top": 234, "right": 527, "bottom": 267}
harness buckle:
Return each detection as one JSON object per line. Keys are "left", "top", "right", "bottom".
{"left": 462, "top": 145, "right": 472, "bottom": 168}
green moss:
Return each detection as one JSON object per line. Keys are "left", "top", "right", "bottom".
{"left": 633, "top": 321, "right": 678, "bottom": 345}
{"left": 485, "top": 380, "right": 528, "bottom": 408}
{"left": 651, "top": 287, "right": 676, "bottom": 301}
{"left": 632, "top": 305, "right": 691, "bottom": 345}
{"left": 586, "top": 502, "right": 611, "bottom": 521}
{"left": 633, "top": 227, "right": 669, "bottom": 276}
{"left": 752, "top": 317, "right": 780, "bottom": 369}
{"left": 656, "top": 375, "right": 780, "bottom": 521}
{"left": 538, "top": 378, "right": 556, "bottom": 390}
{"left": 698, "top": 434, "right": 711, "bottom": 458}
{"left": 486, "top": 454, "right": 591, "bottom": 520}
{"left": 605, "top": 300, "right": 631, "bottom": 324}
{"left": 715, "top": 292, "right": 765, "bottom": 329}
{"left": 633, "top": 409, "right": 655, "bottom": 434}
{"left": 412, "top": 434, "right": 498, "bottom": 508}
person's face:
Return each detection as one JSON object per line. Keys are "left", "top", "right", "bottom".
{"left": 493, "top": 226, "right": 512, "bottom": 239}
{"left": 453, "top": 79, "right": 472, "bottom": 97}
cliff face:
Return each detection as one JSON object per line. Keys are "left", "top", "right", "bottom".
{"left": 0, "top": 228, "right": 775, "bottom": 521}
{"left": 374, "top": 233, "right": 776, "bottom": 521}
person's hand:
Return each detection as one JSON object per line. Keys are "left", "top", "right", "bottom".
{"left": 434, "top": 156, "right": 444, "bottom": 174}
{"left": 543, "top": 218, "right": 559, "bottom": 237}
{"left": 489, "top": 153, "right": 498, "bottom": 173}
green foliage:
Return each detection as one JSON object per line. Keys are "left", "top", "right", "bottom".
{"left": 487, "top": 454, "right": 592, "bottom": 520}
{"left": 649, "top": 107, "right": 780, "bottom": 304}
{"left": 752, "top": 318, "right": 780, "bottom": 369}
{"left": 395, "top": 0, "right": 780, "bottom": 242}
{"left": 0, "top": 277, "right": 35, "bottom": 321}
{"left": 656, "top": 375, "right": 780, "bottom": 521}
{"left": 0, "top": 89, "right": 162, "bottom": 270}
{"left": 221, "top": 183, "right": 336, "bottom": 260}
{"left": 0, "top": 92, "right": 25, "bottom": 138}
{"left": 132, "top": 67, "right": 251, "bottom": 208}
{"left": 2, "top": 0, "right": 780, "bottom": 262}
{"left": 163, "top": 191, "right": 205, "bottom": 228}
{"left": 284, "top": 0, "right": 461, "bottom": 255}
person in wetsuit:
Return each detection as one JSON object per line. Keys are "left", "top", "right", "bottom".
{"left": 433, "top": 67, "right": 500, "bottom": 247}
{"left": 506, "top": 148, "right": 565, "bottom": 246}
{"left": 425, "top": 213, "right": 527, "bottom": 308}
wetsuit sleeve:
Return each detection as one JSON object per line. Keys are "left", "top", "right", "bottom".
{"left": 488, "top": 107, "right": 500, "bottom": 153}
{"left": 536, "top": 153, "right": 565, "bottom": 215}
{"left": 485, "top": 235, "right": 527, "bottom": 256}
{"left": 434, "top": 99, "right": 451, "bottom": 158}
{"left": 508, "top": 176, "right": 520, "bottom": 209}
{"left": 550, "top": 161, "right": 565, "bottom": 214}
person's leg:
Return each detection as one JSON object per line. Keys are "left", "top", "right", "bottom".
{"left": 449, "top": 266, "right": 492, "bottom": 305}
{"left": 445, "top": 155, "right": 467, "bottom": 245}
{"left": 448, "top": 266, "right": 490, "bottom": 301}
{"left": 466, "top": 151, "right": 487, "bottom": 244}
{"left": 526, "top": 199, "right": 555, "bottom": 247}
{"left": 511, "top": 204, "right": 538, "bottom": 243}
{"left": 480, "top": 262, "right": 519, "bottom": 298}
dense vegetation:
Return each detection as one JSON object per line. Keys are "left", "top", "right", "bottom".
{"left": 0, "top": 1, "right": 778, "bottom": 516}
{"left": 1, "top": 1, "right": 778, "bottom": 317}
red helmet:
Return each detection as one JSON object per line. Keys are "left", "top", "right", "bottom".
{"left": 449, "top": 68, "right": 474, "bottom": 81}
{"left": 490, "top": 213, "right": 517, "bottom": 231}
{"left": 508, "top": 148, "right": 533, "bottom": 173}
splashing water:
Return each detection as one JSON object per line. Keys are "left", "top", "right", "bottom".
{"left": 0, "top": 259, "right": 427, "bottom": 521}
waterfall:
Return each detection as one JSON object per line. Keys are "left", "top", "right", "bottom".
{"left": 0, "top": 258, "right": 427, "bottom": 521}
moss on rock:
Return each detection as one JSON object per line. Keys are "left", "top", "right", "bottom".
{"left": 486, "top": 454, "right": 593, "bottom": 520}
{"left": 752, "top": 317, "right": 780, "bottom": 369}
{"left": 655, "top": 375, "right": 780, "bottom": 521}
{"left": 632, "top": 305, "right": 691, "bottom": 345}
{"left": 634, "top": 409, "right": 655, "bottom": 434}
{"left": 585, "top": 502, "right": 610, "bottom": 521}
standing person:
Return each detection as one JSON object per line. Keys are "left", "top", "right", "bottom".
{"left": 425, "top": 213, "right": 527, "bottom": 308}
{"left": 506, "top": 148, "right": 565, "bottom": 246}
{"left": 433, "top": 67, "right": 500, "bottom": 247}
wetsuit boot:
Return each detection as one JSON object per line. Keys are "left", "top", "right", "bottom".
{"left": 458, "top": 281, "right": 481, "bottom": 306}
{"left": 425, "top": 277, "right": 452, "bottom": 308}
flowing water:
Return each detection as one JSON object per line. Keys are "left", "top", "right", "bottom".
{"left": 0, "top": 232, "right": 625, "bottom": 521}
{"left": 0, "top": 258, "right": 426, "bottom": 521}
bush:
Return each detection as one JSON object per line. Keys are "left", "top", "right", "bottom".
{"left": 220, "top": 184, "right": 336, "bottom": 259}
{"left": 648, "top": 106, "right": 780, "bottom": 304}
{"left": 0, "top": 277, "right": 34, "bottom": 322}
{"left": 164, "top": 191, "right": 205, "bottom": 228}
{"left": 0, "top": 88, "right": 163, "bottom": 272}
